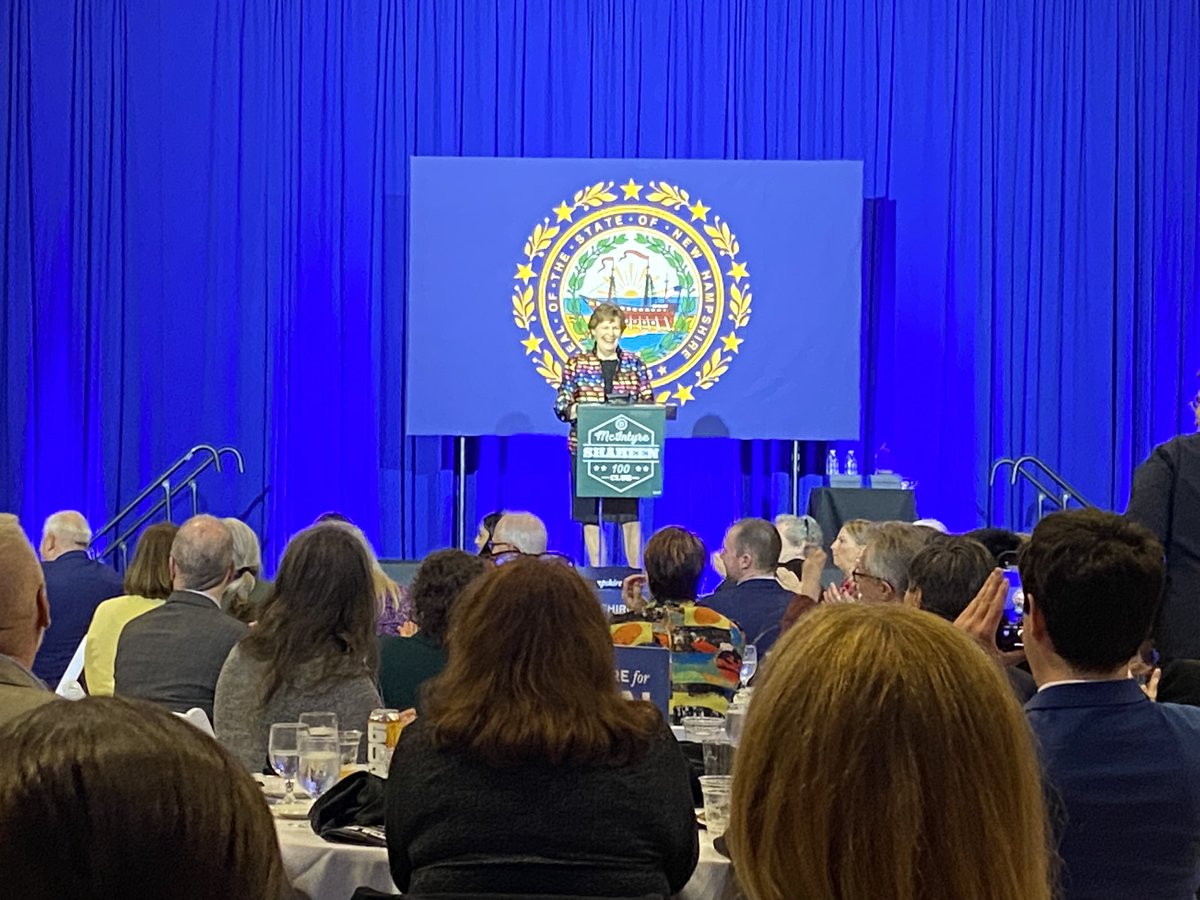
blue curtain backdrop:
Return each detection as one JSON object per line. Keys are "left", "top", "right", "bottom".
{"left": 3, "top": 0, "right": 1198, "bottom": 566}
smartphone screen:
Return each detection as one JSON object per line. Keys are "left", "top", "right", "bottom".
{"left": 997, "top": 566, "right": 1024, "bottom": 650}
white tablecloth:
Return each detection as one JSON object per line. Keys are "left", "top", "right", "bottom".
{"left": 276, "top": 818, "right": 730, "bottom": 900}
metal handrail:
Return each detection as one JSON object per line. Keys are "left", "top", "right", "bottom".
{"left": 986, "top": 458, "right": 1018, "bottom": 527}
{"left": 90, "top": 444, "right": 222, "bottom": 546}
{"left": 1010, "top": 456, "right": 1091, "bottom": 508}
{"left": 100, "top": 462, "right": 223, "bottom": 565}
{"left": 217, "top": 446, "right": 245, "bottom": 473}
{"left": 988, "top": 454, "right": 1093, "bottom": 528}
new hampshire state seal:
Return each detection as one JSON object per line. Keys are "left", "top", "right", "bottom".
{"left": 512, "top": 179, "right": 751, "bottom": 406}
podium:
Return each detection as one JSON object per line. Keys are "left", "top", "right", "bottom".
{"left": 575, "top": 402, "right": 673, "bottom": 564}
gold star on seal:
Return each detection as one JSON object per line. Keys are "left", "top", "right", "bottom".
{"left": 721, "top": 332, "right": 744, "bottom": 354}
{"left": 727, "top": 261, "right": 749, "bottom": 280}
{"left": 688, "top": 200, "right": 711, "bottom": 222}
{"left": 553, "top": 201, "right": 575, "bottom": 222}
{"left": 515, "top": 262, "right": 535, "bottom": 283}
{"left": 521, "top": 333, "right": 543, "bottom": 356}
{"left": 620, "top": 179, "right": 643, "bottom": 200}
{"left": 673, "top": 384, "right": 696, "bottom": 405}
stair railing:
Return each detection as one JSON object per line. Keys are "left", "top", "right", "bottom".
{"left": 90, "top": 444, "right": 240, "bottom": 567}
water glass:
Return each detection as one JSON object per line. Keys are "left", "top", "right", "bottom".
{"left": 681, "top": 716, "right": 726, "bottom": 743}
{"left": 299, "top": 711, "right": 339, "bottom": 739}
{"left": 702, "top": 739, "right": 737, "bottom": 776}
{"left": 268, "top": 722, "right": 309, "bottom": 805}
{"left": 739, "top": 644, "right": 758, "bottom": 687}
{"left": 298, "top": 734, "right": 341, "bottom": 800}
{"left": 699, "top": 775, "right": 733, "bottom": 837}
{"left": 338, "top": 729, "right": 363, "bottom": 777}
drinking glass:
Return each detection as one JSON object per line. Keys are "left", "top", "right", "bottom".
{"left": 298, "top": 734, "right": 341, "bottom": 800}
{"left": 739, "top": 644, "right": 758, "bottom": 688}
{"left": 299, "top": 711, "right": 339, "bottom": 738}
{"left": 268, "top": 722, "right": 309, "bottom": 806}
{"left": 338, "top": 729, "right": 363, "bottom": 777}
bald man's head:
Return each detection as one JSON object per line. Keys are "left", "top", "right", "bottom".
{"left": 0, "top": 520, "right": 50, "bottom": 666}
{"left": 170, "top": 516, "right": 234, "bottom": 594}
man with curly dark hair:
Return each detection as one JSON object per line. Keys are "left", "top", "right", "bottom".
{"left": 378, "top": 549, "right": 489, "bottom": 710}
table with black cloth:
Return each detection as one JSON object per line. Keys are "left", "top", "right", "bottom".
{"left": 800, "top": 475, "right": 918, "bottom": 546}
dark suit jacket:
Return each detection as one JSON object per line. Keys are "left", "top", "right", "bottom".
{"left": 1026, "top": 680, "right": 1200, "bottom": 900}
{"left": 37, "top": 550, "right": 125, "bottom": 686}
{"left": 1126, "top": 432, "right": 1200, "bottom": 660}
{"left": 703, "top": 577, "right": 795, "bottom": 652}
{"left": 114, "top": 590, "right": 248, "bottom": 720}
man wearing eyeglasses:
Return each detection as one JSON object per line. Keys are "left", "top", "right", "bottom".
{"left": 489, "top": 512, "right": 549, "bottom": 557}
{"left": 851, "top": 523, "right": 928, "bottom": 605}
{"left": 1126, "top": 391, "right": 1200, "bottom": 662}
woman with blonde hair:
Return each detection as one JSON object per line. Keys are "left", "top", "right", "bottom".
{"left": 83, "top": 521, "right": 179, "bottom": 695}
{"left": 729, "top": 604, "right": 1053, "bottom": 900}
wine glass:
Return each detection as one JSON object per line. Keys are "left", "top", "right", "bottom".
{"left": 298, "top": 734, "right": 341, "bottom": 800}
{"left": 299, "top": 711, "right": 339, "bottom": 739}
{"left": 739, "top": 644, "right": 758, "bottom": 688}
{"left": 268, "top": 722, "right": 309, "bottom": 806}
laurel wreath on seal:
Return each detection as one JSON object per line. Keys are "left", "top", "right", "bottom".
{"left": 514, "top": 180, "right": 751, "bottom": 399}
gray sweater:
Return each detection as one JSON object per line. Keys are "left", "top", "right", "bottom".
{"left": 213, "top": 644, "right": 382, "bottom": 772}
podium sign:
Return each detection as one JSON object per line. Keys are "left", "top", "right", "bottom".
{"left": 575, "top": 403, "right": 666, "bottom": 499}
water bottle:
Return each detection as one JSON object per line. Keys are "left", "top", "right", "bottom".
{"left": 826, "top": 449, "right": 839, "bottom": 478}
{"left": 845, "top": 450, "right": 858, "bottom": 475}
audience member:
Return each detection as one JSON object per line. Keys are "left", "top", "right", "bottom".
{"left": 221, "top": 517, "right": 269, "bottom": 623}
{"left": 490, "top": 511, "right": 549, "bottom": 555}
{"left": 611, "top": 526, "right": 745, "bottom": 719}
{"left": 828, "top": 517, "right": 871, "bottom": 598}
{"left": 113, "top": 515, "right": 246, "bottom": 720}
{"left": 474, "top": 510, "right": 504, "bottom": 556}
{"left": 964, "top": 526, "right": 1024, "bottom": 566}
{"left": 378, "top": 549, "right": 489, "bottom": 711}
{"left": 912, "top": 517, "right": 949, "bottom": 533}
{"left": 905, "top": 535, "right": 1037, "bottom": 703}
{"left": 773, "top": 513, "right": 823, "bottom": 592}
{"left": 851, "top": 521, "right": 928, "bottom": 604}
{"left": 35, "top": 510, "right": 124, "bottom": 686}
{"left": 0, "top": 519, "right": 55, "bottom": 726}
{"left": 1125, "top": 397, "right": 1200, "bottom": 661}
{"left": 332, "top": 520, "right": 412, "bottom": 636}
{"left": 1021, "top": 508, "right": 1200, "bottom": 899}
{"left": 82, "top": 521, "right": 178, "bottom": 696}
{"left": 215, "top": 524, "right": 382, "bottom": 771}
{"left": 705, "top": 518, "right": 794, "bottom": 651}
{"left": 385, "top": 558, "right": 697, "bottom": 897}
{"left": 729, "top": 604, "right": 1053, "bottom": 900}
{"left": 0, "top": 697, "right": 294, "bottom": 900}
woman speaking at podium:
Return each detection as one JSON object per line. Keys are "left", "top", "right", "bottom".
{"left": 554, "top": 302, "right": 652, "bottom": 567}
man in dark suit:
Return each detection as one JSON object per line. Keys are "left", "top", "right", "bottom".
{"left": 704, "top": 519, "right": 794, "bottom": 652}
{"left": 36, "top": 510, "right": 124, "bottom": 687}
{"left": 114, "top": 514, "right": 246, "bottom": 721}
{"left": 1022, "top": 509, "right": 1200, "bottom": 900}
{"left": 1125, "top": 403, "right": 1200, "bottom": 661}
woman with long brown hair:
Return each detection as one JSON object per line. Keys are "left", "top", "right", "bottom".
{"left": 384, "top": 557, "right": 698, "bottom": 897}
{"left": 214, "top": 523, "right": 382, "bottom": 771}
{"left": 728, "top": 604, "right": 1054, "bottom": 900}
{"left": 0, "top": 696, "right": 295, "bottom": 900}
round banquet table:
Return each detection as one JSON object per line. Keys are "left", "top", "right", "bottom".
{"left": 275, "top": 817, "right": 731, "bottom": 900}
